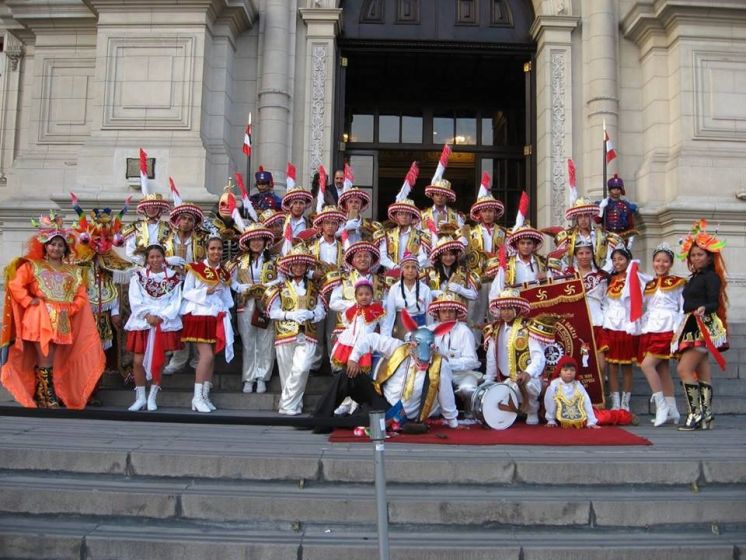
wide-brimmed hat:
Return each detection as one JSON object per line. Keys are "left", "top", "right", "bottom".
{"left": 489, "top": 288, "right": 531, "bottom": 317}
{"left": 238, "top": 223, "right": 275, "bottom": 252}
{"left": 338, "top": 187, "right": 371, "bottom": 212}
{"left": 312, "top": 206, "right": 346, "bottom": 229}
{"left": 137, "top": 193, "right": 170, "bottom": 215}
{"left": 428, "top": 292, "right": 468, "bottom": 321}
{"left": 565, "top": 197, "right": 598, "bottom": 221}
{"left": 344, "top": 240, "right": 380, "bottom": 269}
{"left": 507, "top": 224, "right": 544, "bottom": 251}
{"left": 425, "top": 179, "right": 456, "bottom": 203}
{"left": 429, "top": 233, "right": 465, "bottom": 262}
{"left": 278, "top": 243, "right": 317, "bottom": 274}
{"left": 260, "top": 208, "right": 287, "bottom": 230}
{"left": 469, "top": 194, "right": 505, "bottom": 222}
{"left": 387, "top": 198, "right": 421, "bottom": 223}
{"left": 170, "top": 202, "right": 204, "bottom": 227}
{"left": 281, "top": 185, "right": 313, "bottom": 211}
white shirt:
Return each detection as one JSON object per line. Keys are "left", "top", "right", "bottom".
{"left": 514, "top": 255, "right": 541, "bottom": 285}
{"left": 479, "top": 224, "right": 497, "bottom": 253}
{"left": 180, "top": 261, "right": 234, "bottom": 317}
{"left": 124, "top": 268, "right": 182, "bottom": 332}
{"left": 484, "top": 321, "right": 546, "bottom": 382}
{"left": 433, "top": 321, "right": 480, "bottom": 373}
{"left": 640, "top": 280, "right": 684, "bottom": 334}
{"left": 267, "top": 279, "right": 326, "bottom": 324}
{"left": 169, "top": 233, "right": 195, "bottom": 263}
{"left": 582, "top": 270, "right": 607, "bottom": 327}
{"left": 544, "top": 378, "right": 597, "bottom": 426}
{"left": 378, "top": 227, "right": 429, "bottom": 270}
{"left": 318, "top": 238, "right": 340, "bottom": 265}
{"left": 381, "top": 280, "right": 432, "bottom": 336}
{"left": 288, "top": 216, "right": 308, "bottom": 237}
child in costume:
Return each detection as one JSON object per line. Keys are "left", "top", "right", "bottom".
{"left": 376, "top": 198, "right": 430, "bottom": 271}
{"left": 381, "top": 253, "right": 432, "bottom": 338}
{"left": 544, "top": 356, "right": 599, "bottom": 429}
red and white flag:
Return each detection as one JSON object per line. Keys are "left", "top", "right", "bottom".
{"left": 513, "top": 191, "right": 530, "bottom": 232}
{"left": 169, "top": 177, "right": 182, "bottom": 206}
{"left": 624, "top": 260, "right": 643, "bottom": 323}
{"left": 567, "top": 158, "right": 578, "bottom": 205}
{"left": 242, "top": 113, "right": 252, "bottom": 157}
{"left": 431, "top": 144, "right": 452, "bottom": 184}
{"left": 603, "top": 121, "right": 617, "bottom": 163}
{"left": 316, "top": 165, "right": 327, "bottom": 214}
{"left": 395, "top": 161, "right": 419, "bottom": 202}
{"left": 281, "top": 218, "right": 293, "bottom": 256}
{"left": 139, "top": 148, "right": 150, "bottom": 195}
{"left": 343, "top": 163, "right": 354, "bottom": 192}
{"left": 477, "top": 171, "right": 491, "bottom": 199}
{"left": 235, "top": 172, "right": 258, "bottom": 222}
{"left": 286, "top": 162, "right": 296, "bottom": 191}
{"left": 493, "top": 243, "right": 508, "bottom": 297}
{"left": 340, "top": 228, "right": 350, "bottom": 251}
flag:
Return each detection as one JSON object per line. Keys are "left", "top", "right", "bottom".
{"left": 139, "top": 148, "right": 150, "bottom": 195}
{"left": 478, "top": 171, "right": 491, "bottom": 199}
{"left": 431, "top": 144, "right": 451, "bottom": 184}
{"left": 493, "top": 243, "right": 507, "bottom": 297}
{"left": 625, "top": 260, "right": 643, "bottom": 323}
{"left": 603, "top": 121, "right": 617, "bottom": 163}
{"left": 425, "top": 217, "right": 438, "bottom": 249}
{"left": 340, "top": 228, "right": 350, "bottom": 251}
{"left": 343, "top": 163, "right": 354, "bottom": 192}
{"left": 567, "top": 159, "right": 577, "bottom": 205}
{"left": 242, "top": 113, "right": 252, "bottom": 156}
{"left": 235, "top": 172, "right": 258, "bottom": 222}
{"left": 70, "top": 192, "right": 83, "bottom": 217}
{"left": 395, "top": 161, "right": 419, "bottom": 202}
{"left": 316, "top": 165, "right": 327, "bottom": 214}
{"left": 281, "top": 218, "right": 293, "bottom": 256}
{"left": 513, "top": 191, "right": 529, "bottom": 231}
{"left": 169, "top": 177, "right": 182, "bottom": 206}
{"left": 286, "top": 162, "right": 296, "bottom": 191}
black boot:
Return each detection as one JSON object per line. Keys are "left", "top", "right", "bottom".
{"left": 34, "top": 366, "right": 47, "bottom": 408}
{"left": 37, "top": 367, "right": 60, "bottom": 409}
{"left": 699, "top": 381, "right": 714, "bottom": 430}
{"left": 678, "top": 382, "right": 702, "bottom": 431}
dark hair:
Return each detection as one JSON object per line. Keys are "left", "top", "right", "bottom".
{"left": 400, "top": 278, "right": 421, "bottom": 313}
{"left": 574, "top": 244, "right": 600, "bottom": 270}
{"left": 144, "top": 244, "right": 166, "bottom": 258}
{"left": 611, "top": 247, "right": 632, "bottom": 261}
{"left": 355, "top": 283, "right": 374, "bottom": 294}
{"left": 44, "top": 236, "right": 71, "bottom": 257}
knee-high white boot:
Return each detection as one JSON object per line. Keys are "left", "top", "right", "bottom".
{"left": 666, "top": 396, "right": 680, "bottom": 424}
{"left": 128, "top": 386, "right": 147, "bottom": 411}
{"left": 192, "top": 383, "right": 211, "bottom": 413}
{"left": 147, "top": 385, "right": 160, "bottom": 411}
{"left": 651, "top": 392, "right": 669, "bottom": 427}
{"left": 203, "top": 381, "right": 217, "bottom": 411}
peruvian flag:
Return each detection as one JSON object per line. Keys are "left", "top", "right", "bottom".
{"left": 242, "top": 113, "right": 252, "bottom": 156}
{"left": 493, "top": 243, "right": 507, "bottom": 297}
{"left": 513, "top": 191, "right": 529, "bottom": 231}
{"left": 343, "top": 163, "right": 354, "bottom": 192}
{"left": 624, "top": 260, "right": 644, "bottom": 324}
{"left": 567, "top": 158, "right": 577, "bottom": 205}
{"left": 431, "top": 144, "right": 452, "bottom": 184}
{"left": 281, "top": 218, "right": 293, "bottom": 256}
{"left": 603, "top": 121, "right": 617, "bottom": 163}
{"left": 395, "top": 161, "right": 420, "bottom": 202}
{"left": 340, "top": 228, "right": 350, "bottom": 251}
{"left": 235, "top": 172, "right": 258, "bottom": 222}
{"left": 139, "top": 148, "right": 150, "bottom": 195}
{"left": 316, "top": 165, "right": 327, "bottom": 214}
{"left": 286, "top": 162, "right": 296, "bottom": 191}
{"left": 477, "top": 171, "right": 491, "bottom": 199}
{"left": 169, "top": 177, "right": 182, "bottom": 206}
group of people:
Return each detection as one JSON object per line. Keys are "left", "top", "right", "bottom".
{"left": 0, "top": 167, "right": 729, "bottom": 434}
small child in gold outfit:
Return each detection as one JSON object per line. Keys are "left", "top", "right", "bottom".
{"left": 544, "top": 356, "right": 599, "bottom": 429}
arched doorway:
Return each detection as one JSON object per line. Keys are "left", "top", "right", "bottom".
{"left": 335, "top": 0, "right": 536, "bottom": 225}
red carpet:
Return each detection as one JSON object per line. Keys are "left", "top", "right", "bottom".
{"left": 329, "top": 423, "right": 651, "bottom": 446}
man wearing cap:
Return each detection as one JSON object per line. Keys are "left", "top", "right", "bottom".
{"left": 250, "top": 167, "right": 282, "bottom": 211}
{"left": 420, "top": 179, "right": 465, "bottom": 228}
{"left": 484, "top": 289, "right": 552, "bottom": 425}
{"left": 375, "top": 198, "right": 431, "bottom": 271}
{"left": 123, "top": 194, "right": 172, "bottom": 265}
{"left": 338, "top": 187, "right": 380, "bottom": 244}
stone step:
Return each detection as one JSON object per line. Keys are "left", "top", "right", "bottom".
{"left": 0, "top": 472, "right": 744, "bottom": 528}
{"left": 0, "top": 514, "right": 742, "bottom": 560}
{"left": 95, "top": 389, "right": 323, "bottom": 411}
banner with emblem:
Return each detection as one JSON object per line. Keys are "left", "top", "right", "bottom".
{"left": 520, "top": 276, "right": 605, "bottom": 406}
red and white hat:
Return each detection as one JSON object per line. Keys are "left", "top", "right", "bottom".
{"left": 399, "top": 251, "right": 419, "bottom": 268}
{"left": 387, "top": 198, "right": 421, "bottom": 223}
{"left": 281, "top": 185, "right": 313, "bottom": 211}
{"left": 428, "top": 292, "right": 468, "bottom": 321}
{"left": 425, "top": 179, "right": 456, "bottom": 203}
{"left": 338, "top": 187, "right": 371, "bottom": 212}
{"left": 507, "top": 224, "right": 544, "bottom": 251}
{"left": 344, "top": 240, "right": 380, "bottom": 269}
{"left": 169, "top": 202, "right": 204, "bottom": 227}
{"left": 312, "top": 205, "right": 346, "bottom": 229}
{"left": 137, "top": 193, "right": 170, "bottom": 215}
{"left": 238, "top": 223, "right": 274, "bottom": 252}
{"left": 489, "top": 288, "right": 531, "bottom": 317}
{"left": 260, "top": 208, "right": 287, "bottom": 230}
{"left": 469, "top": 194, "right": 505, "bottom": 222}
{"left": 429, "top": 234, "right": 465, "bottom": 262}
{"left": 565, "top": 197, "right": 598, "bottom": 221}
{"left": 278, "top": 243, "right": 317, "bottom": 274}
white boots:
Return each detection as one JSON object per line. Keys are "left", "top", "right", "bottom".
{"left": 666, "top": 396, "right": 681, "bottom": 424}
{"left": 256, "top": 380, "right": 267, "bottom": 394}
{"left": 147, "top": 385, "right": 160, "bottom": 411}
{"left": 203, "top": 381, "right": 217, "bottom": 411}
{"left": 620, "top": 391, "right": 631, "bottom": 411}
{"left": 610, "top": 392, "right": 621, "bottom": 410}
{"left": 651, "top": 392, "right": 669, "bottom": 427}
{"left": 192, "top": 383, "right": 211, "bottom": 413}
{"left": 128, "top": 386, "right": 147, "bottom": 411}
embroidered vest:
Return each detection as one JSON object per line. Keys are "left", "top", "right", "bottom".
{"left": 554, "top": 382, "right": 588, "bottom": 428}
{"left": 163, "top": 230, "right": 207, "bottom": 263}
{"left": 30, "top": 261, "right": 82, "bottom": 304}
{"left": 271, "top": 280, "right": 320, "bottom": 343}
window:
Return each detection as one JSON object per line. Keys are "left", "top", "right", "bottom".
{"left": 350, "top": 114, "right": 374, "bottom": 143}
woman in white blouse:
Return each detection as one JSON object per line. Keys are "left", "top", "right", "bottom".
{"left": 381, "top": 253, "right": 432, "bottom": 339}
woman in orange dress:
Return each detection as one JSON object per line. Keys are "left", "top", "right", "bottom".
{"left": 1, "top": 211, "right": 105, "bottom": 408}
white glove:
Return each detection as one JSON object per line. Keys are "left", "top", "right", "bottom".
{"left": 298, "top": 310, "right": 315, "bottom": 322}
{"left": 236, "top": 283, "right": 251, "bottom": 293}
{"left": 447, "top": 283, "right": 463, "bottom": 296}
{"left": 285, "top": 311, "right": 301, "bottom": 322}
{"left": 166, "top": 256, "right": 186, "bottom": 267}
{"left": 598, "top": 197, "right": 610, "bottom": 217}
{"left": 345, "top": 219, "right": 360, "bottom": 231}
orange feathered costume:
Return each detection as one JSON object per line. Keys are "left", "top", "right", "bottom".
{"left": 1, "top": 258, "right": 105, "bottom": 409}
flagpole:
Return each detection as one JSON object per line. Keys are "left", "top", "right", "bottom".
{"left": 602, "top": 120, "right": 608, "bottom": 200}
{"left": 244, "top": 113, "right": 252, "bottom": 219}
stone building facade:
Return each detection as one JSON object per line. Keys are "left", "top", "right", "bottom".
{"left": 1, "top": 0, "right": 745, "bottom": 318}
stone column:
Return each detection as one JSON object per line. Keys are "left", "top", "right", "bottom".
{"left": 582, "top": 0, "right": 619, "bottom": 198}
{"left": 0, "top": 30, "right": 25, "bottom": 187}
{"left": 530, "top": 15, "right": 579, "bottom": 228}
{"left": 299, "top": 7, "right": 341, "bottom": 188}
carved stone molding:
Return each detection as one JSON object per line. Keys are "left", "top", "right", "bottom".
{"left": 550, "top": 49, "right": 567, "bottom": 226}
{"left": 38, "top": 58, "right": 95, "bottom": 144}
{"left": 693, "top": 50, "right": 746, "bottom": 141}
{"left": 309, "top": 43, "right": 328, "bottom": 174}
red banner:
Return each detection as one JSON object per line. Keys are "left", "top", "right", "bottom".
{"left": 520, "top": 277, "right": 605, "bottom": 406}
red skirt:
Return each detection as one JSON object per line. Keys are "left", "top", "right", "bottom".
{"left": 331, "top": 343, "right": 372, "bottom": 372}
{"left": 603, "top": 328, "right": 638, "bottom": 364}
{"left": 593, "top": 326, "right": 608, "bottom": 353}
{"left": 126, "top": 329, "right": 182, "bottom": 354}
{"left": 181, "top": 314, "right": 219, "bottom": 344}
{"left": 638, "top": 331, "right": 674, "bottom": 362}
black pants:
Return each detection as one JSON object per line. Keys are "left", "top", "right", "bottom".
{"left": 313, "top": 371, "right": 391, "bottom": 421}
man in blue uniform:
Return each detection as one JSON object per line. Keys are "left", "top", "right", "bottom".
{"left": 250, "top": 167, "right": 282, "bottom": 211}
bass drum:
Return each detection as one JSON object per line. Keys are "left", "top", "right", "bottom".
{"left": 470, "top": 382, "right": 520, "bottom": 430}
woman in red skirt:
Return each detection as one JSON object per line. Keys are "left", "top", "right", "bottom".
{"left": 124, "top": 245, "right": 182, "bottom": 411}
{"left": 180, "top": 237, "right": 234, "bottom": 413}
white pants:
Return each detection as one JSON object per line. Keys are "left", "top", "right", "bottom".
{"left": 310, "top": 312, "right": 337, "bottom": 370}
{"left": 504, "top": 376, "right": 542, "bottom": 415}
{"left": 166, "top": 343, "right": 193, "bottom": 371}
{"left": 468, "top": 283, "right": 491, "bottom": 342}
{"left": 275, "top": 338, "right": 316, "bottom": 414}
{"left": 237, "top": 301, "right": 276, "bottom": 383}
